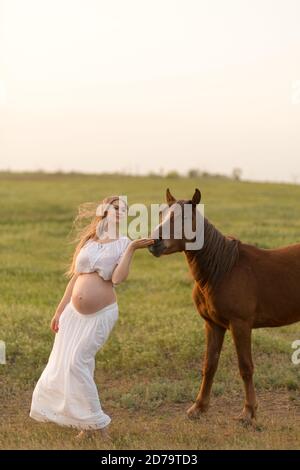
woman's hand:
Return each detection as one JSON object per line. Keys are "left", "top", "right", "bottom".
{"left": 129, "top": 238, "right": 155, "bottom": 250}
{"left": 50, "top": 313, "right": 61, "bottom": 333}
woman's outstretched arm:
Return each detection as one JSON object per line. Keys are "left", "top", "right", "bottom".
{"left": 111, "top": 238, "right": 154, "bottom": 286}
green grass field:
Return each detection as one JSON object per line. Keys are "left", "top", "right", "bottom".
{"left": 0, "top": 172, "right": 299, "bottom": 449}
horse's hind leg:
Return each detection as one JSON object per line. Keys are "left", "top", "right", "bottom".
{"left": 187, "top": 320, "right": 225, "bottom": 419}
{"left": 230, "top": 320, "right": 257, "bottom": 423}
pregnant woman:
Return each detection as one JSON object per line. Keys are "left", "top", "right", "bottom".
{"left": 29, "top": 195, "right": 154, "bottom": 439}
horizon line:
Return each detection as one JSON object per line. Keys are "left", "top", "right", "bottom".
{"left": 0, "top": 168, "right": 299, "bottom": 187}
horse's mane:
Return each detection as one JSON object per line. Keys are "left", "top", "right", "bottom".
{"left": 185, "top": 217, "right": 240, "bottom": 292}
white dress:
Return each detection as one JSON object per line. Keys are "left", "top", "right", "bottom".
{"left": 30, "top": 236, "right": 131, "bottom": 430}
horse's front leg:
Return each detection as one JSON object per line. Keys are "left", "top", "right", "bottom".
{"left": 230, "top": 319, "right": 257, "bottom": 423}
{"left": 187, "top": 320, "right": 226, "bottom": 419}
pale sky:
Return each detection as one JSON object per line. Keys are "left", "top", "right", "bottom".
{"left": 0, "top": 0, "right": 300, "bottom": 182}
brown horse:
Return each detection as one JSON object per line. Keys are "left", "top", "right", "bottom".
{"left": 149, "top": 188, "right": 300, "bottom": 423}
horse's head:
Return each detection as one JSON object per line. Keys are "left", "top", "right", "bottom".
{"left": 148, "top": 188, "right": 202, "bottom": 257}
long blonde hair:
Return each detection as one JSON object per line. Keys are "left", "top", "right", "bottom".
{"left": 64, "top": 195, "right": 124, "bottom": 279}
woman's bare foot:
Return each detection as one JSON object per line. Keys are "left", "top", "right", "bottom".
{"left": 74, "top": 430, "right": 87, "bottom": 440}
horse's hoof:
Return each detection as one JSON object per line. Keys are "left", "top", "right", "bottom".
{"left": 187, "top": 403, "right": 207, "bottom": 420}
{"left": 238, "top": 415, "right": 253, "bottom": 427}
{"left": 234, "top": 403, "right": 258, "bottom": 427}
{"left": 234, "top": 411, "right": 257, "bottom": 428}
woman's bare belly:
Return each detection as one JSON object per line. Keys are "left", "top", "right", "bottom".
{"left": 71, "top": 272, "right": 116, "bottom": 314}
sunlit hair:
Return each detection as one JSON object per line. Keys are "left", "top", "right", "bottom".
{"left": 64, "top": 195, "right": 127, "bottom": 279}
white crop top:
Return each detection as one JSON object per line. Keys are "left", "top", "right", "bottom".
{"left": 74, "top": 236, "right": 131, "bottom": 281}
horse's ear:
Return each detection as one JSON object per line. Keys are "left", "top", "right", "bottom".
{"left": 166, "top": 188, "right": 176, "bottom": 206}
{"left": 191, "top": 188, "right": 201, "bottom": 205}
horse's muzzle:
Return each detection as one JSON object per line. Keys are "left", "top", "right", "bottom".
{"left": 148, "top": 239, "right": 165, "bottom": 257}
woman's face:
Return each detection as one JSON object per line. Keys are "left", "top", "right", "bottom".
{"left": 107, "top": 199, "right": 127, "bottom": 224}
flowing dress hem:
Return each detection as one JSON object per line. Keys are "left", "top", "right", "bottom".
{"left": 29, "top": 408, "right": 111, "bottom": 430}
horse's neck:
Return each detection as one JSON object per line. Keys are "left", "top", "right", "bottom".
{"left": 184, "top": 218, "right": 239, "bottom": 291}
